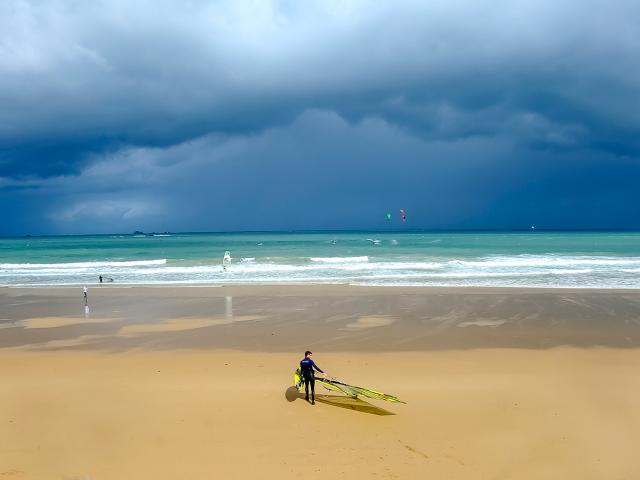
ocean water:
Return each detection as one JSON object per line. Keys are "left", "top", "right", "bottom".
{"left": 1, "top": 231, "right": 640, "bottom": 288}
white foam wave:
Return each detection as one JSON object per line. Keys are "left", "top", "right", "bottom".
{"left": 2, "top": 253, "right": 640, "bottom": 288}
{"left": 547, "top": 268, "right": 593, "bottom": 275}
{"left": 0, "top": 259, "right": 167, "bottom": 269}
{"left": 225, "top": 261, "right": 442, "bottom": 273}
{"left": 453, "top": 256, "right": 640, "bottom": 268}
{"left": 310, "top": 256, "right": 369, "bottom": 263}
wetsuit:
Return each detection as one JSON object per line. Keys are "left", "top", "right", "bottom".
{"left": 300, "top": 357, "right": 324, "bottom": 402}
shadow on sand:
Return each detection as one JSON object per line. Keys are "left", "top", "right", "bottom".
{"left": 284, "top": 386, "right": 395, "bottom": 416}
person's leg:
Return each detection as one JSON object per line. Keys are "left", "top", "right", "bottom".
{"left": 310, "top": 376, "right": 316, "bottom": 404}
{"left": 304, "top": 376, "right": 310, "bottom": 401}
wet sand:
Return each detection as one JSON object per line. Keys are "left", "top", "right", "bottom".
{"left": 2, "top": 285, "right": 640, "bottom": 351}
{"left": 1, "top": 286, "right": 639, "bottom": 479}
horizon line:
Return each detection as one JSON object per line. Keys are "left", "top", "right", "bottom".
{"left": 3, "top": 228, "right": 640, "bottom": 238}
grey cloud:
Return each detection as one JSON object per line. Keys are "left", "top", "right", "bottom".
{"left": 1, "top": 0, "right": 639, "bottom": 179}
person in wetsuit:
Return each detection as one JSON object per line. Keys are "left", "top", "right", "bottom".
{"left": 300, "top": 351, "right": 324, "bottom": 404}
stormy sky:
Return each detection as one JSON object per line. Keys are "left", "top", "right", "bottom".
{"left": 1, "top": 0, "right": 639, "bottom": 234}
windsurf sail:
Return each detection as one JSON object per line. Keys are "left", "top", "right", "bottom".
{"left": 294, "top": 368, "right": 404, "bottom": 403}
{"left": 386, "top": 212, "right": 392, "bottom": 221}
{"left": 317, "top": 377, "right": 405, "bottom": 403}
{"left": 222, "top": 251, "right": 232, "bottom": 266}
{"left": 400, "top": 209, "right": 407, "bottom": 222}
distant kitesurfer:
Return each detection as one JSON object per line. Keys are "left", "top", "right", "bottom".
{"left": 300, "top": 351, "right": 324, "bottom": 405}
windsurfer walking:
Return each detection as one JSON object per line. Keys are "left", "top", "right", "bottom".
{"left": 300, "top": 351, "right": 324, "bottom": 405}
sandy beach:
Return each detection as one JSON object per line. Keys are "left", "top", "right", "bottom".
{"left": 1, "top": 286, "right": 639, "bottom": 479}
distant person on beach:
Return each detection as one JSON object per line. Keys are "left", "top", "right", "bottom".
{"left": 99, "top": 275, "right": 103, "bottom": 283}
{"left": 83, "top": 286, "right": 88, "bottom": 304}
{"left": 300, "top": 351, "right": 324, "bottom": 405}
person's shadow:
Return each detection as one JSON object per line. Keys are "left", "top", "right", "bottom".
{"left": 284, "top": 386, "right": 395, "bottom": 416}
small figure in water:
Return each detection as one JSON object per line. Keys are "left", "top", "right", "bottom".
{"left": 99, "top": 275, "right": 103, "bottom": 283}
{"left": 222, "top": 250, "right": 232, "bottom": 272}
{"left": 300, "top": 351, "right": 324, "bottom": 405}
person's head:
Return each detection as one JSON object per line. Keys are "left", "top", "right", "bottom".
{"left": 305, "top": 350, "right": 312, "bottom": 357}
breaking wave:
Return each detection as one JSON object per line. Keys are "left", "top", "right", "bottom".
{"left": 310, "top": 256, "right": 369, "bottom": 263}
{"left": 2, "top": 254, "right": 640, "bottom": 288}
{"left": 0, "top": 259, "right": 167, "bottom": 269}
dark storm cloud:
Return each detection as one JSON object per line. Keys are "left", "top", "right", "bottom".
{"left": 4, "top": 110, "right": 639, "bottom": 234}
{"left": 1, "top": 0, "right": 639, "bottom": 233}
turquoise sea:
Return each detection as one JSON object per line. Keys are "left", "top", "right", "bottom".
{"left": 1, "top": 231, "right": 640, "bottom": 288}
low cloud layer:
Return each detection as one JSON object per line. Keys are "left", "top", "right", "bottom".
{"left": 1, "top": 1, "right": 639, "bottom": 233}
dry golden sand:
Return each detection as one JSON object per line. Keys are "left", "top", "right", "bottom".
{"left": 1, "top": 286, "right": 640, "bottom": 479}
{"left": 0, "top": 349, "right": 638, "bottom": 479}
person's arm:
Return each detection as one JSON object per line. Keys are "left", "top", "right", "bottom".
{"left": 311, "top": 360, "right": 324, "bottom": 374}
